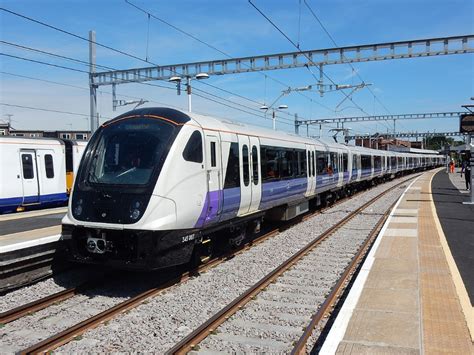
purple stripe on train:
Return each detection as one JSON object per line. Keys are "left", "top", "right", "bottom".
{"left": 343, "top": 171, "right": 350, "bottom": 183}
{"left": 194, "top": 187, "right": 241, "bottom": 228}
{"left": 259, "top": 177, "right": 307, "bottom": 210}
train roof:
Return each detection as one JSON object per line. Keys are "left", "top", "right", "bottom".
{"left": 106, "top": 108, "right": 442, "bottom": 158}
{"left": 0, "top": 135, "right": 65, "bottom": 146}
{"left": 189, "top": 111, "right": 351, "bottom": 149}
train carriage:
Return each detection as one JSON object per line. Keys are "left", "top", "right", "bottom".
{"left": 0, "top": 136, "right": 86, "bottom": 214}
{"left": 61, "top": 108, "right": 444, "bottom": 270}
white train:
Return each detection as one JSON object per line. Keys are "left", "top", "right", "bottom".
{"left": 62, "top": 108, "right": 443, "bottom": 269}
{"left": 0, "top": 137, "right": 86, "bottom": 214}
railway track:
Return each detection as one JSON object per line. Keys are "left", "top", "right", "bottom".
{"left": 1, "top": 172, "right": 364, "bottom": 325}
{"left": 167, "top": 175, "right": 417, "bottom": 354}
{"left": 0, "top": 274, "right": 107, "bottom": 324}
{"left": 6, "top": 174, "right": 417, "bottom": 354}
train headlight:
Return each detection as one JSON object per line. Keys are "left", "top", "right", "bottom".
{"left": 129, "top": 200, "right": 142, "bottom": 221}
{"left": 73, "top": 199, "right": 83, "bottom": 216}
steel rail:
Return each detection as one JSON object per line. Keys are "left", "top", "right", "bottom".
{"left": 167, "top": 174, "right": 420, "bottom": 354}
{"left": 0, "top": 274, "right": 108, "bottom": 324}
{"left": 291, "top": 185, "right": 401, "bottom": 354}
{"left": 19, "top": 228, "right": 284, "bottom": 354}
{"left": 19, "top": 172, "right": 420, "bottom": 354}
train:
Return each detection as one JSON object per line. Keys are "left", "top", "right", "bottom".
{"left": 0, "top": 137, "right": 87, "bottom": 214}
{"left": 61, "top": 107, "right": 444, "bottom": 270}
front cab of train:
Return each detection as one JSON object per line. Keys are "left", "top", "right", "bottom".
{"left": 61, "top": 108, "right": 202, "bottom": 270}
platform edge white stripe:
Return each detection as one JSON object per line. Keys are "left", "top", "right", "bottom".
{"left": 0, "top": 234, "right": 61, "bottom": 254}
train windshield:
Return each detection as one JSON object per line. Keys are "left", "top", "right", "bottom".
{"left": 87, "top": 118, "right": 175, "bottom": 185}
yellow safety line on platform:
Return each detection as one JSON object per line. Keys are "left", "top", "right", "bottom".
{"left": 429, "top": 171, "right": 474, "bottom": 341}
{"left": 0, "top": 207, "right": 67, "bottom": 222}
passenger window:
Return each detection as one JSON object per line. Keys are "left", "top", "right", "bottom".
{"left": 182, "top": 131, "right": 203, "bottom": 163}
{"left": 45, "top": 154, "right": 54, "bottom": 178}
{"left": 311, "top": 151, "right": 315, "bottom": 177}
{"left": 307, "top": 151, "right": 311, "bottom": 176}
{"left": 298, "top": 151, "right": 307, "bottom": 177}
{"left": 242, "top": 145, "right": 249, "bottom": 186}
{"left": 224, "top": 143, "right": 240, "bottom": 188}
{"left": 262, "top": 147, "right": 279, "bottom": 181}
{"left": 252, "top": 146, "right": 258, "bottom": 185}
{"left": 316, "top": 151, "right": 327, "bottom": 174}
{"left": 21, "top": 154, "right": 34, "bottom": 179}
{"left": 210, "top": 142, "right": 216, "bottom": 167}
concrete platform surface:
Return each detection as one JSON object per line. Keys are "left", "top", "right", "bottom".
{"left": 322, "top": 169, "right": 473, "bottom": 354}
{"left": 0, "top": 226, "right": 61, "bottom": 253}
{"left": 0, "top": 210, "right": 65, "bottom": 236}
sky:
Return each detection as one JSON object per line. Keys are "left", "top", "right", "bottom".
{"left": 1, "top": 0, "right": 473, "bottom": 142}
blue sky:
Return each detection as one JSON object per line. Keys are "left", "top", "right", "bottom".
{"left": 1, "top": 0, "right": 473, "bottom": 141}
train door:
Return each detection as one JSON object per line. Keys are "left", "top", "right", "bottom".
{"left": 203, "top": 132, "right": 223, "bottom": 224}
{"left": 357, "top": 155, "right": 362, "bottom": 180}
{"left": 305, "top": 145, "right": 316, "bottom": 196}
{"left": 248, "top": 137, "right": 262, "bottom": 213}
{"left": 237, "top": 135, "right": 252, "bottom": 215}
{"left": 36, "top": 149, "right": 53, "bottom": 198}
{"left": 19, "top": 150, "right": 40, "bottom": 204}
{"left": 337, "top": 152, "right": 344, "bottom": 186}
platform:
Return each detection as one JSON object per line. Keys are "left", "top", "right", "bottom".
{"left": 0, "top": 207, "right": 65, "bottom": 253}
{"left": 0, "top": 208, "right": 67, "bottom": 291}
{"left": 322, "top": 168, "right": 473, "bottom": 354}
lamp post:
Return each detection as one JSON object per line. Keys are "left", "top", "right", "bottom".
{"left": 169, "top": 73, "right": 209, "bottom": 113}
{"left": 260, "top": 104, "right": 288, "bottom": 130}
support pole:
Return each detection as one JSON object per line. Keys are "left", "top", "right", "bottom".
{"left": 294, "top": 113, "right": 299, "bottom": 135}
{"left": 89, "top": 30, "right": 97, "bottom": 134}
{"left": 112, "top": 84, "right": 117, "bottom": 111}
{"left": 186, "top": 77, "right": 192, "bottom": 113}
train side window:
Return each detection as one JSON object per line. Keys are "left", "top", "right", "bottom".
{"left": 252, "top": 146, "right": 258, "bottom": 185}
{"left": 311, "top": 151, "right": 315, "bottom": 177}
{"left": 316, "top": 151, "right": 327, "bottom": 174}
{"left": 343, "top": 153, "right": 348, "bottom": 172}
{"left": 361, "top": 155, "right": 372, "bottom": 170}
{"left": 307, "top": 151, "right": 311, "bottom": 176}
{"left": 210, "top": 142, "right": 216, "bottom": 167}
{"left": 298, "top": 150, "right": 307, "bottom": 177}
{"left": 224, "top": 142, "right": 240, "bottom": 188}
{"left": 330, "top": 152, "right": 338, "bottom": 172}
{"left": 182, "top": 131, "right": 203, "bottom": 163}
{"left": 374, "top": 156, "right": 382, "bottom": 169}
{"left": 45, "top": 154, "right": 54, "bottom": 178}
{"left": 242, "top": 145, "right": 249, "bottom": 186}
{"left": 21, "top": 154, "right": 34, "bottom": 179}
{"left": 278, "top": 150, "right": 288, "bottom": 178}
{"left": 261, "top": 146, "right": 279, "bottom": 181}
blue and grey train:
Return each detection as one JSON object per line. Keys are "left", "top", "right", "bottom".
{"left": 61, "top": 108, "right": 443, "bottom": 270}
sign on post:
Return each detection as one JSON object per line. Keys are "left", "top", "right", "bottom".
{"left": 460, "top": 114, "right": 474, "bottom": 133}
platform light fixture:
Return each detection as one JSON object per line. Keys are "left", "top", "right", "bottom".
{"left": 260, "top": 104, "right": 288, "bottom": 130}
{"left": 169, "top": 73, "right": 209, "bottom": 112}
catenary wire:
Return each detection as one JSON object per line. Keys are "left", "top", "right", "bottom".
{"left": 248, "top": 0, "right": 370, "bottom": 117}
{"left": 123, "top": 0, "right": 334, "bottom": 114}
